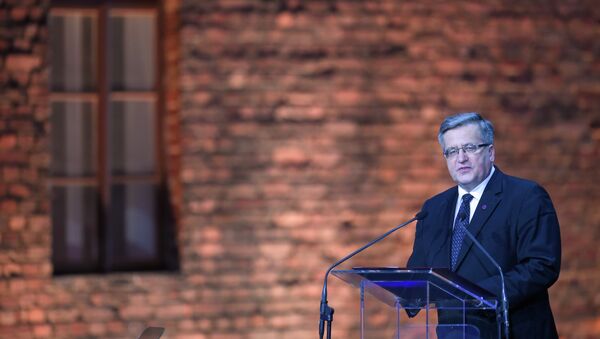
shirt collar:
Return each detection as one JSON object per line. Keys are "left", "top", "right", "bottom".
{"left": 458, "top": 166, "right": 495, "bottom": 202}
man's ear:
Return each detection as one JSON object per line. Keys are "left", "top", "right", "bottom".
{"left": 489, "top": 144, "right": 495, "bottom": 162}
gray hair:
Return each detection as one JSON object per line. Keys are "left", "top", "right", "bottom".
{"left": 438, "top": 112, "right": 494, "bottom": 148}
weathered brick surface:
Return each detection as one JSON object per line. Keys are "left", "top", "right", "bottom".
{"left": 1, "top": 0, "right": 599, "bottom": 338}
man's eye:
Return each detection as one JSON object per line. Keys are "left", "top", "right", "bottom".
{"left": 464, "top": 145, "right": 477, "bottom": 152}
{"left": 447, "top": 148, "right": 458, "bottom": 155}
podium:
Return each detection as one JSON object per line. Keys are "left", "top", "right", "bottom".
{"left": 332, "top": 268, "right": 501, "bottom": 339}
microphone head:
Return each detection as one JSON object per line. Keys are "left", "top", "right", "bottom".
{"left": 415, "top": 210, "right": 428, "bottom": 220}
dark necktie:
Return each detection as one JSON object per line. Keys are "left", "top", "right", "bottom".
{"left": 451, "top": 193, "right": 474, "bottom": 271}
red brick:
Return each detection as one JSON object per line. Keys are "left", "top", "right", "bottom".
{"left": 25, "top": 308, "right": 45, "bottom": 323}
{"left": 80, "top": 308, "right": 115, "bottom": 322}
{"left": 47, "top": 308, "right": 78, "bottom": 323}
{"left": 6, "top": 55, "right": 40, "bottom": 73}
{"left": 275, "top": 106, "right": 325, "bottom": 122}
{"left": 0, "top": 153, "right": 27, "bottom": 165}
{"left": 9, "top": 216, "right": 26, "bottom": 230}
{"left": 274, "top": 211, "right": 307, "bottom": 228}
{"left": 10, "top": 184, "right": 30, "bottom": 198}
{"left": 106, "top": 320, "right": 127, "bottom": 334}
{"left": 32, "top": 324, "right": 52, "bottom": 338}
{"left": 0, "top": 311, "right": 18, "bottom": 326}
{"left": 119, "top": 306, "right": 153, "bottom": 320}
{"left": 272, "top": 147, "right": 309, "bottom": 166}
{"left": 1, "top": 200, "right": 18, "bottom": 213}
{"left": 156, "top": 304, "right": 193, "bottom": 320}
{"left": 0, "top": 134, "right": 17, "bottom": 149}
{"left": 10, "top": 7, "right": 28, "bottom": 21}
{"left": 88, "top": 322, "right": 108, "bottom": 336}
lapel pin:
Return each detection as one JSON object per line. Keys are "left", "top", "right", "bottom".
{"left": 482, "top": 204, "right": 487, "bottom": 210}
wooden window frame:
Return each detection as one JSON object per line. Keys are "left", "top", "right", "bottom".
{"left": 49, "top": 0, "right": 173, "bottom": 274}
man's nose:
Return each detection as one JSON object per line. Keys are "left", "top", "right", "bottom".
{"left": 457, "top": 149, "right": 468, "bottom": 162}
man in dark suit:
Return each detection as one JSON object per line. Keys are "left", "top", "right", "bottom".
{"left": 407, "top": 112, "right": 561, "bottom": 338}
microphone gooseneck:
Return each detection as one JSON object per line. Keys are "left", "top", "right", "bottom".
{"left": 461, "top": 226, "right": 510, "bottom": 339}
{"left": 318, "top": 211, "right": 427, "bottom": 339}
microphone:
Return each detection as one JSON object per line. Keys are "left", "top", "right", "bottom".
{"left": 458, "top": 212, "right": 510, "bottom": 339}
{"left": 318, "top": 211, "right": 428, "bottom": 339}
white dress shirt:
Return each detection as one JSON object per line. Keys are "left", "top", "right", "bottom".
{"left": 454, "top": 166, "right": 496, "bottom": 224}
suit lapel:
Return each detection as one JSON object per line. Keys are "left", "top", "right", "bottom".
{"left": 429, "top": 189, "right": 457, "bottom": 268}
{"left": 454, "top": 168, "right": 504, "bottom": 271}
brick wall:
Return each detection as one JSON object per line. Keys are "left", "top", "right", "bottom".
{"left": 0, "top": 0, "right": 54, "bottom": 337}
{"left": 1, "top": 0, "right": 599, "bottom": 338}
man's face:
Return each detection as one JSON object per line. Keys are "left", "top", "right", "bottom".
{"left": 441, "top": 124, "right": 495, "bottom": 191}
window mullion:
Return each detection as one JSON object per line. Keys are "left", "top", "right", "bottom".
{"left": 98, "top": 2, "right": 113, "bottom": 272}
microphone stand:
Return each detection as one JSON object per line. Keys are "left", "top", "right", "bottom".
{"left": 318, "top": 211, "right": 427, "bottom": 339}
{"left": 462, "top": 228, "right": 510, "bottom": 339}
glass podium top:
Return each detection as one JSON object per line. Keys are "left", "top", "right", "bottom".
{"left": 332, "top": 267, "right": 498, "bottom": 310}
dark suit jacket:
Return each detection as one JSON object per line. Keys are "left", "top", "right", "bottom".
{"left": 407, "top": 167, "right": 561, "bottom": 339}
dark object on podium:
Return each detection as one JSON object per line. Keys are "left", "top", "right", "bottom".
{"left": 332, "top": 267, "right": 501, "bottom": 339}
{"left": 137, "top": 327, "right": 165, "bottom": 339}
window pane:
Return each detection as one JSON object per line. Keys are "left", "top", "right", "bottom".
{"left": 49, "top": 12, "right": 97, "bottom": 92}
{"left": 110, "top": 183, "right": 158, "bottom": 266}
{"left": 50, "top": 101, "right": 97, "bottom": 177}
{"left": 110, "top": 12, "right": 156, "bottom": 91}
{"left": 110, "top": 100, "right": 156, "bottom": 175}
{"left": 52, "top": 186, "right": 99, "bottom": 272}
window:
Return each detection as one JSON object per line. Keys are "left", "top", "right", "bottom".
{"left": 49, "top": 0, "right": 177, "bottom": 274}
